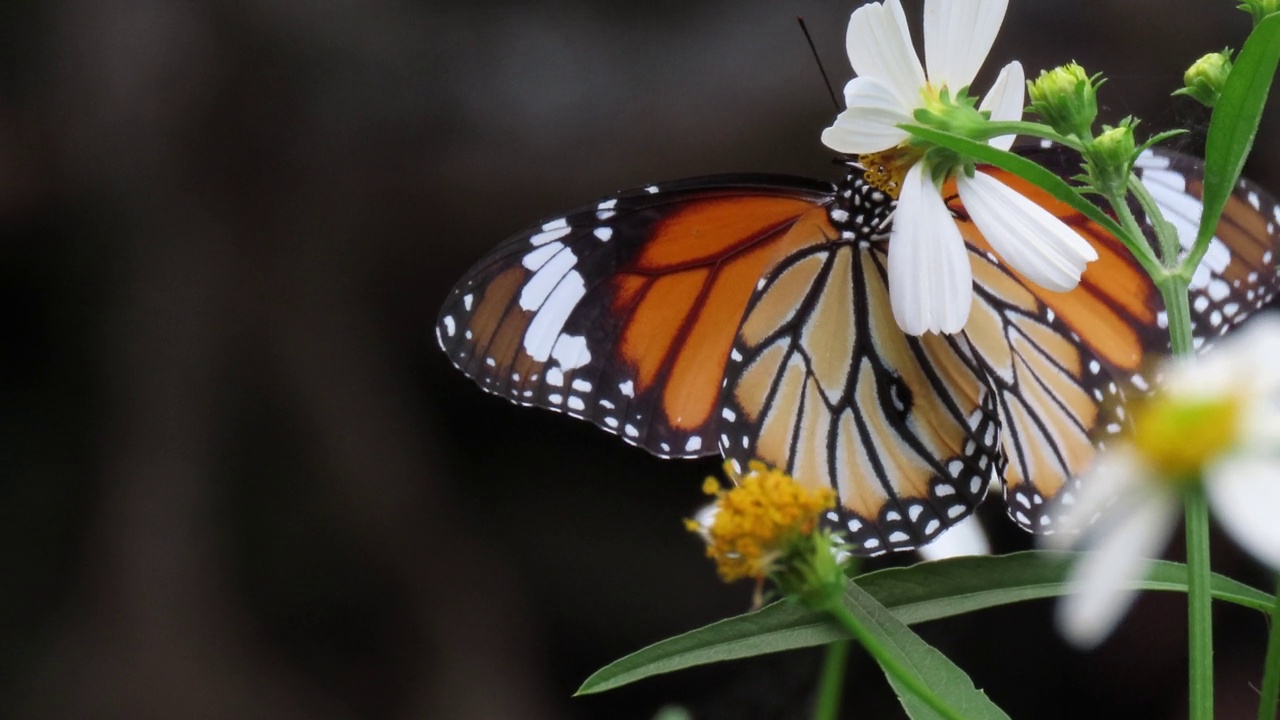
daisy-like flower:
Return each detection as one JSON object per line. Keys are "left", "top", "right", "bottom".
{"left": 821, "top": 0, "right": 1099, "bottom": 335}
{"left": 917, "top": 513, "right": 991, "bottom": 562}
{"left": 1049, "top": 315, "right": 1280, "bottom": 648}
{"left": 687, "top": 461, "right": 846, "bottom": 607}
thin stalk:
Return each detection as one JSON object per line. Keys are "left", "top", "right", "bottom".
{"left": 1185, "top": 486, "right": 1216, "bottom": 720}
{"left": 1126, "top": 175, "right": 1179, "bottom": 268}
{"left": 814, "top": 641, "right": 850, "bottom": 720}
{"left": 1154, "top": 262, "right": 1210, "bottom": 720}
{"left": 1257, "top": 575, "right": 1280, "bottom": 720}
{"left": 1103, "top": 183, "right": 1170, "bottom": 284}
{"left": 1157, "top": 277, "right": 1195, "bottom": 359}
{"left": 824, "top": 603, "right": 967, "bottom": 720}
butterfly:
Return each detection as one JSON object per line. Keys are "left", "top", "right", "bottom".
{"left": 436, "top": 141, "right": 1280, "bottom": 556}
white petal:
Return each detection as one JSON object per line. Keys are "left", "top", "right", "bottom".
{"left": 1163, "top": 314, "right": 1280, "bottom": 435}
{"left": 1044, "top": 446, "right": 1150, "bottom": 546}
{"left": 689, "top": 501, "right": 719, "bottom": 544}
{"left": 889, "top": 162, "right": 973, "bottom": 335}
{"left": 918, "top": 513, "right": 990, "bottom": 561}
{"left": 1056, "top": 489, "right": 1180, "bottom": 649}
{"left": 847, "top": 0, "right": 926, "bottom": 107}
{"left": 923, "top": 0, "right": 1009, "bottom": 90}
{"left": 979, "top": 61, "right": 1024, "bottom": 152}
{"left": 958, "top": 171, "right": 1098, "bottom": 292}
{"left": 821, "top": 77, "right": 915, "bottom": 154}
{"left": 1206, "top": 454, "right": 1280, "bottom": 570}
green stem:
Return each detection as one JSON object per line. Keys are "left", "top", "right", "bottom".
{"left": 814, "top": 641, "right": 850, "bottom": 720}
{"left": 824, "top": 603, "right": 967, "bottom": 720}
{"left": 1103, "top": 183, "right": 1169, "bottom": 283}
{"left": 1185, "top": 486, "right": 1216, "bottom": 720}
{"left": 1126, "top": 175, "right": 1179, "bottom": 268}
{"left": 1157, "top": 276, "right": 1195, "bottom": 359}
{"left": 1154, "top": 251, "right": 1209, "bottom": 720}
{"left": 1258, "top": 576, "right": 1280, "bottom": 720}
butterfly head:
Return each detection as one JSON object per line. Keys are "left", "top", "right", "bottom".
{"left": 830, "top": 158, "right": 897, "bottom": 246}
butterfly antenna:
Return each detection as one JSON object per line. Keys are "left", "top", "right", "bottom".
{"left": 797, "top": 16, "right": 840, "bottom": 112}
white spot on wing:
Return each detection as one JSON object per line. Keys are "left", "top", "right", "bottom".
{"left": 593, "top": 227, "right": 613, "bottom": 242}
{"left": 443, "top": 316, "right": 455, "bottom": 336}
{"left": 685, "top": 437, "right": 702, "bottom": 452}
{"left": 530, "top": 218, "right": 571, "bottom": 246}
{"left": 519, "top": 248, "right": 578, "bottom": 311}
{"left": 521, "top": 241, "right": 564, "bottom": 271}
{"left": 1135, "top": 149, "right": 1170, "bottom": 170}
{"left": 619, "top": 380, "right": 634, "bottom": 397}
{"left": 523, "top": 272, "right": 586, "bottom": 361}
{"left": 546, "top": 367, "right": 565, "bottom": 387}
{"left": 551, "top": 334, "right": 591, "bottom": 370}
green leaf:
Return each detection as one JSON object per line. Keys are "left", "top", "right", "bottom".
{"left": 900, "top": 126, "right": 1128, "bottom": 243}
{"left": 859, "top": 551, "right": 1272, "bottom": 624}
{"left": 1190, "top": 12, "right": 1280, "bottom": 271}
{"left": 839, "top": 582, "right": 1010, "bottom": 719}
{"left": 576, "top": 551, "right": 1274, "bottom": 694}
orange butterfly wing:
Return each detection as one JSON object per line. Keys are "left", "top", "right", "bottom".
{"left": 436, "top": 176, "right": 836, "bottom": 458}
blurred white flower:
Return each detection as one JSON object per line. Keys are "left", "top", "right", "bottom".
{"left": 1049, "top": 315, "right": 1280, "bottom": 648}
{"left": 918, "top": 512, "right": 992, "bottom": 561}
{"left": 822, "top": 0, "right": 1097, "bottom": 335}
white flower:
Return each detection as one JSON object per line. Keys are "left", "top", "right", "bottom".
{"left": 821, "top": 0, "right": 1098, "bottom": 335}
{"left": 918, "top": 512, "right": 991, "bottom": 562}
{"left": 1049, "top": 315, "right": 1280, "bottom": 648}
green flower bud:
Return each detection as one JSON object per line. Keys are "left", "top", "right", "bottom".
{"left": 1240, "top": 0, "right": 1280, "bottom": 24}
{"left": 1027, "top": 63, "right": 1101, "bottom": 139}
{"left": 1174, "top": 50, "right": 1233, "bottom": 108}
{"left": 1084, "top": 122, "right": 1139, "bottom": 197}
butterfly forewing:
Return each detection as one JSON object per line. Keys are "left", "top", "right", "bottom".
{"left": 436, "top": 175, "right": 836, "bottom": 458}
{"left": 1133, "top": 149, "right": 1280, "bottom": 343}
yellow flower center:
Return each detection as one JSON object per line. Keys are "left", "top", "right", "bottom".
{"left": 687, "top": 461, "right": 836, "bottom": 583}
{"left": 1130, "top": 393, "right": 1242, "bottom": 481}
{"left": 859, "top": 145, "right": 922, "bottom": 199}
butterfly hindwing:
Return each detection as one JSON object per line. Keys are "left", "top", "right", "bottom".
{"left": 718, "top": 235, "right": 1001, "bottom": 555}
{"left": 958, "top": 243, "right": 1132, "bottom": 532}
{"left": 436, "top": 175, "right": 836, "bottom": 458}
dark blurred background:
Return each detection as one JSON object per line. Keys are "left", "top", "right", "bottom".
{"left": 2, "top": 1, "right": 1278, "bottom": 718}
